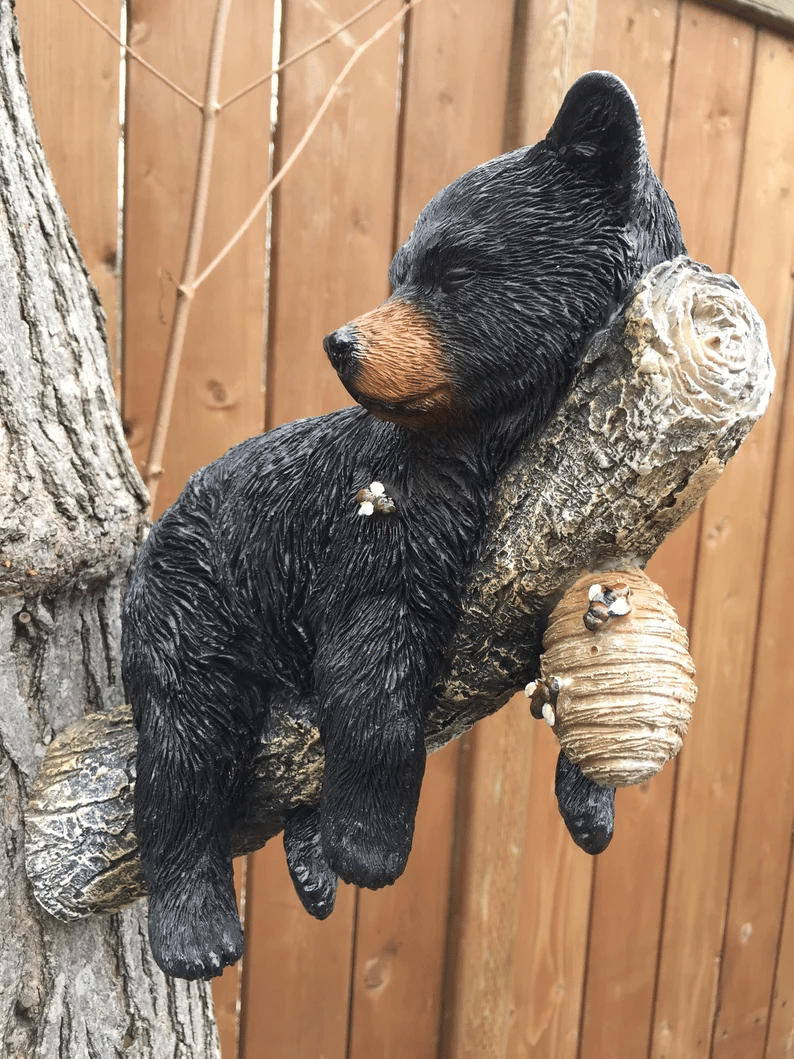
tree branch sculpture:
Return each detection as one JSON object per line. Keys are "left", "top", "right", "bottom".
{"left": 25, "top": 256, "right": 774, "bottom": 922}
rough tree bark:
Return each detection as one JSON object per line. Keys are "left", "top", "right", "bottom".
{"left": 24, "top": 256, "right": 774, "bottom": 920}
{"left": 0, "top": 3, "right": 220, "bottom": 1056}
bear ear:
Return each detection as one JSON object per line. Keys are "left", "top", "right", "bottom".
{"left": 544, "top": 71, "right": 648, "bottom": 207}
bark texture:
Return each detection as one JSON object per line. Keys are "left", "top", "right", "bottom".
{"left": 24, "top": 256, "right": 774, "bottom": 920}
{"left": 0, "top": 4, "right": 220, "bottom": 1055}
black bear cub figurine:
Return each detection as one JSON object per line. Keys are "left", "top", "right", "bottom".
{"left": 122, "top": 71, "right": 685, "bottom": 979}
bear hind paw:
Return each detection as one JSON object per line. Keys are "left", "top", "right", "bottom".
{"left": 147, "top": 880, "right": 244, "bottom": 980}
{"left": 284, "top": 805, "right": 338, "bottom": 920}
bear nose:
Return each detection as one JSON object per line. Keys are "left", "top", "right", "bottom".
{"left": 323, "top": 326, "right": 357, "bottom": 373}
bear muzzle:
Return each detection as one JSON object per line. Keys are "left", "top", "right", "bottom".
{"left": 324, "top": 300, "right": 460, "bottom": 429}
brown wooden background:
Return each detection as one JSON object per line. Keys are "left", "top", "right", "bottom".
{"left": 18, "top": 0, "right": 794, "bottom": 1056}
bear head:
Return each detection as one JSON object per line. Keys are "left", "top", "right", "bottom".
{"left": 323, "top": 71, "right": 685, "bottom": 434}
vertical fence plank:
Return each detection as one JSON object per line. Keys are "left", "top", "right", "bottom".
{"left": 577, "top": 6, "right": 679, "bottom": 1058}
{"left": 651, "top": 21, "right": 794, "bottom": 1059}
{"left": 240, "top": 845, "right": 358, "bottom": 1059}
{"left": 264, "top": 0, "right": 404, "bottom": 431}
{"left": 239, "top": 3, "right": 404, "bottom": 1057}
{"left": 347, "top": 742, "right": 460, "bottom": 1059}
{"left": 122, "top": 0, "right": 273, "bottom": 516}
{"left": 17, "top": 0, "right": 122, "bottom": 374}
{"left": 501, "top": 11, "right": 597, "bottom": 1059}
{"left": 766, "top": 843, "right": 794, "bottom": 1059}
{"left": 343, "top": 4, "right": 516, "bottom": 1057}
{"left": 709, "top": 32, "right": 794, "bottom": 1059}
{"left": 591, "top": 0, "right": 678, "bottom": 172}
{"left": 714, "top": 315, "right": 794, "bottom": 1059}
{"left": 514, "top": 0, "right": 597, "bottom": 146}
{"left": 580, "top": 8, "right": 755, "bottom": 1058}
{"left": 393, "top": 0, "right": 515, "bottom": 242}
{"left": 443, "top": 699, "right": 536, "bottom": 1059}
{"left": 505, "top": 728, "right": 593, "bottom": 1059}
{"left": 662, "top": 6, "right": 756, "bottom": 267}
{"left": 214, "top": 859, "right": 247, "bottom": 1059}
{"left": 121, "top": 3, "right": 273, "bottom": 1052}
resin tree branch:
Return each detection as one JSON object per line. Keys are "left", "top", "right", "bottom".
{"left": 25, "top": 257, "right": 774, "bottom": 922}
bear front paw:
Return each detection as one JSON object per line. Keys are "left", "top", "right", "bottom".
{"left": 147, "top": 879, "right": 244, "bottom": 980}
{"left": 321, "top": 810, "right": 412, "bottom": 890}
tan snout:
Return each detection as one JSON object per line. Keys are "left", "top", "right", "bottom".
{"left": 324, "top": 300, "right": 459, "bottom": 429}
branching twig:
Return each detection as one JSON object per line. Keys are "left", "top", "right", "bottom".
{"left": 67, "top": 0, "right": 202, "bottom": 110}
{"left": 142, "top": 0, "right": 233, "bottom": 503}
{"left": 219, "top": 0, "right": 390, "bottom": 111}
{"left": 69, "top": 0, "right": 398, "bottom": 116}
{"left": 193, "top": 0, "right": 421, "bottom": 291}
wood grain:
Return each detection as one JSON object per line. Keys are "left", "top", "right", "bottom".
{"left": 710, "top": 33, "right": 794, "bottom": 1059}
{"left": 347, "top": 743, "right": 460, "bottom": 1059}
{"left": 650, "top": 23, "right": 794, "bottom": 1059}
{"left": 765, "top": 836, "right": 794, "bottom": 1059}
{"left": 16, "top": 0, "right": 122, "bottom": 376}
{"left": 512, "top": 0, "right": 598, "bottom": 146}
{"left": 662, "top": 3, "right": 756, "bottom": 266}
{"left": 505, "top": 728, "right": 594, "bottom": 1059}
{"left": 213, "top": 858, "right": 246, "bottom": 1059}
{"left": 701, "top": 0, "right": 794, "bottom": 37}
{"left": 393, "top": 0, "right": 515, "bottom": 244}
{"left": 591, "top": 0, "right": 678, "bottom": 171}
{"left": 239, "top": 842, "right": 358, "bottom": 1059}
{"left": 122, "top": 0, "right": 273, "bottom": 515}
{"left": 582, "top": 9, "right": 754, "bottom": 1057}
{"left": 443, "top": 699, "right": 536, "bottom": 1059}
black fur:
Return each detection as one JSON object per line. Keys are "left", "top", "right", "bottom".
{"left": 122, "top": 71, "right": 685, "bottom": 979}
{"left": 555, "top": 750, "right": 615, "bottom": 854}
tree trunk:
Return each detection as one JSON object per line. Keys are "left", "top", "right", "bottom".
{"left": 0, "top": 3, "right": 220, "bottom": 1055}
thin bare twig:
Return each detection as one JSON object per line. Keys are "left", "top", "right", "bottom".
{"left": 143, "top": 0, "right": 234, "bottom": 503}
{"left": 219, "top": 0, "right": 390, "bottom": 111}
{"left": 194, "top": 0, "right": 421, "bottom": 291}
{"left": 67, "top": 0, "right": 202, "bottom": 111}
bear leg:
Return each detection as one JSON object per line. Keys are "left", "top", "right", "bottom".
{"left": 134, "top": 715, "right": 248, "bottom": 979}
{"left": 123, "top": 487, "right": 265, "bottom": 978}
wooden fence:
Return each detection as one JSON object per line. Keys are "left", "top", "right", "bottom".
{"left": 18, "top": 0, "right": 794, "bottom": 1056}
